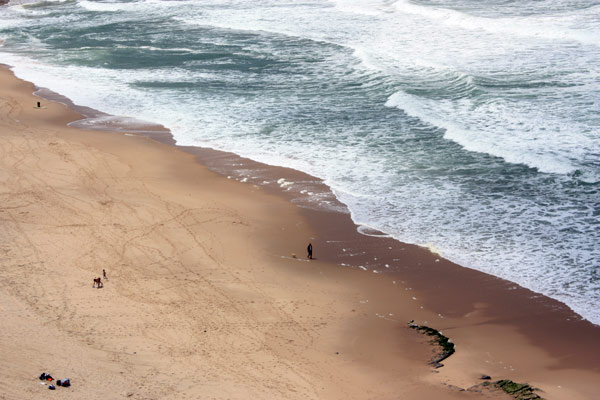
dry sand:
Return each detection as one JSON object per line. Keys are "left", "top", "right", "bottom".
{"left": 0, "top": 65, "right": 599, "bottom": 399}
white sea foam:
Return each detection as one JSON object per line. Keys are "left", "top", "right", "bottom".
{"left": 329, "top": 0, "right": 384, "bottom": 16}
{"left": 357, "top": 225, "right": 391, "bottom": 238}
{"left": 385, "top": 90, "right": 594, "bottom": 175}
{"left": 13, "top": 0, "right": 74, "bottom": 8}
{"left": 69, "top": 115, "right": 163, "bottom": 132}
{"left": 392, "top": 0, "right": 600, "bottom": 45}
{"left": 77, "top": 0, "right": 133, "bottom": 12}
{"left": 277, "top": 178, "right": 293, "bottom": 188}
{"left": 173, "top": 0, "right": 599, "bottom": 180}
{"left": 78, "top": 0, "right": 189, "bottom": 13}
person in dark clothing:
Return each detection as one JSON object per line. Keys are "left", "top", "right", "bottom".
{"left": 307, "top": 243, "right": 313, "bottom": 259}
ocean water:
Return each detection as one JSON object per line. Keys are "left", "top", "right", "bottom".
{"left": 1, "top": 0, "right": 598, "bottom": 323}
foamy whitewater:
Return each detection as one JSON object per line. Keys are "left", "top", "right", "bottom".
{"left": 1, "top": 0, "right": 599, "bottom": 323}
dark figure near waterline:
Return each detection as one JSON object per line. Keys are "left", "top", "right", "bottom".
{"left": 37, "top": 101, "right": 40, "bottom": 108}
{"left": 307, "top": 243, "right": 313, "bottom": 259}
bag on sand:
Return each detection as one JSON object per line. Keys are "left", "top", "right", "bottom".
{"left": 57, "top": 378, "right": 70, "bottom": 387}
{"left": 48, "top": 385, "right": 56, "bottom": 390}
{"left": 39, "top": 373, "right": 53, "bottom": 381}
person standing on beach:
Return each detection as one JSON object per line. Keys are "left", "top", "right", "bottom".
{"left": 307, "top": 243, "right": 313, "bottom": 259}
{"left": 103, "top": 269, "right": 107, "bottom": 280}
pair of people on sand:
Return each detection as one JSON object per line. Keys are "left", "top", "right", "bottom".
{"left": 92, "top": 269, "right": 108, "bottom": 288}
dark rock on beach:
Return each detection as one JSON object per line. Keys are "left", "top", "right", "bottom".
{"left": 494, "top": 379, "right": 543, "bottom": 400}
{"left": 408, "top": 322, "right": 455, "bottom": 367}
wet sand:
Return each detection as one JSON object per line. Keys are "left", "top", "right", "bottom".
{"left": 0, "top": 65, "right": 599, "bottom": 399}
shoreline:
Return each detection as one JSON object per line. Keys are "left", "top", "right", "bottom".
{"left": 32, "top": 75, "right": 596, "bottom": 329}
{"left": 40, "top": 71, "right": 597, "bottom": 328}
{"left": 32, "top": 73, "right": 595, "bottom": 328}
{"left": 1, "top": 64, "right": 600, "bottom": 399}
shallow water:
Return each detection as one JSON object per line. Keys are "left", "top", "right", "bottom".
{"left": 1, "top": 0, "right": 598, "bottom": 323}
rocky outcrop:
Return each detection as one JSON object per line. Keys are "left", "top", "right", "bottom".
{"left": 490, "top": 380, "right": 543, "bottom": 400}
{"left": 408, "top": 322, "right": 544, "bottom": 399}
{"left": 408, "top": 322, "right": 455, "bottom": 368}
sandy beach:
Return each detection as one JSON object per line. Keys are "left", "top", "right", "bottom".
{"left": 0, "top": 65, "right": 599, "bottom": 399}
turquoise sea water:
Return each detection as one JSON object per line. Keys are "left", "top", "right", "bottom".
{"left": 1, "top": 0, "right": 599, "bottom": 323}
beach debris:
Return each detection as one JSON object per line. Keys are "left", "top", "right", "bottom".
{"left": 480, "top": 375, "right": 491, "bottom": 380}
{"left": 39, "top": 372, "right": 53, "bottom": 381}
{"left": 291, "top": 253, "right": 297, "bottom": 258}
{"left": 408, "top": 322, "right": 455, "bottom": 368}
{"left": 48, "top": 384, "right": 56, "bottom": 390}
{"left": 486, "top": 380, "right": 543, "bottom": 400}
{"left": 57, "top": 378, "right": 71, "bottom": 387}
